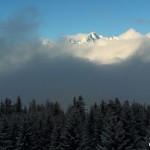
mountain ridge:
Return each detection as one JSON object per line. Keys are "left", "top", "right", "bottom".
{"left": 64, "top": 32, "right": 119, "bottom": 45}
{"left": 42, "top": 29, "right": 147, "bottom": 46}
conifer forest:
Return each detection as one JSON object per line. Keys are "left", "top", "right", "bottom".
{"left": 0, "top": 96, "right": 150, "bottom": 149}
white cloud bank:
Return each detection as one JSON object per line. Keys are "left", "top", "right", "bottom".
{"left": 43, "top": 28, "right": 150, "bottom": 64}
{"left": 1, "top": 18, "right": 150, "bottom": 74}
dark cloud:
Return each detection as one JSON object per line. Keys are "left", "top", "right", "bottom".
{"left": 1, "top": 55, "right": 150, "bottom": 108}
{"left": 0, "top": 7, "right": 39, "bottom": 42}
{"left": 0, "top": 7, "right": 40, "bottom": 74}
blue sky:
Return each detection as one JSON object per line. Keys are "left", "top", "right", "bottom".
{"left": 0, "top": 0, "right": 150, "bottom": 40}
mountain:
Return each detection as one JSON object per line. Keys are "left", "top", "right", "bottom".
{"left": 42, "top": 32, "right": 119, "bottom": 46}
{"left": 41, "top": 39, "right": 56, "bottom": 46}
{"left": 82, "top": 32, "right": 101, "bottom": 42}
{"left": 67, "top": 32, "right": 102, "bottom": 44}
{"left": 66, "top": 32, "right": 119, "bottom": 44}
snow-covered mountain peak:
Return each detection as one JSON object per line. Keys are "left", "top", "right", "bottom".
{"left": 89, "top": 32, "right": 100, "bottom": 40}
{"left": 41, "top": 39, "right": 55, "bottom": 46}
{"left": 42, "top": 31, "right": 120, "bottom": 46}
{"left": 68, "top": 32, "right": 103, "bottom": 44}
{"left": 82, "top": 32, "right": 100, "bottom": 43}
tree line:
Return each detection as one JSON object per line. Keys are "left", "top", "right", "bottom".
{"left": 0, "top": 96, "right": 150, "bottom": 149}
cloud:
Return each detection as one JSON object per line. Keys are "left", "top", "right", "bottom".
{"left": 44, "top": 28, "right": 150, "bottom": 65}
{"left": 146, "top": 33, "right": 150, "bottom": 38}
{"left": 0, "top": 7, "right": 40, "bottom": 73}
{"left": 1, "top": 10, "right": 150, "bottom": 73}
{"left": 1, "top": 9, "right": 150, "bottom": 106}
{"left": 135, "top": 18, "right": 150, "bottom": 24}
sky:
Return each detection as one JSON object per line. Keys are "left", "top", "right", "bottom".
{"left": 1, "top": 0, "right": 150, "bottom": 40}
{"left": 0, "top": 0, "right": 150, "bottom": 107}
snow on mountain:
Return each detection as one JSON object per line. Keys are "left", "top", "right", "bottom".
{"left": 41, "top": 39, "right": 52, "bottom": 46}
{"left": 65, "top": 32, "right": 119, "bottom": 44}
{"left": 84, "top": 32, "right": 100, "bottom": 42}
{"left": 42, "top": 32, "right": 120, "bottom": 46}
{"left": 41, "top": 38, "right": 56, "bottom": 46}
{"left": 41, "top": 29, "right": 146, "bottom": 46}
{"left": 66, "top": 32, "right": 101, "bottom": 44}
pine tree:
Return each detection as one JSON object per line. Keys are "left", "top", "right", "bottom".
{"left": 120, "top": 100, "right": 134, "bottom": 149}
{"left": 0, "top": 117, "right": 13, "bottom": 150}
{"left": 0, "top": 101, "right": 5, "bottom": 114}
{"left": 29, "top": 99, "right": 37, "bottom": 113}
{"left": 50, "top": 115, "right": 63, "bottom": 150}
{"left": 81, "top": 104, "right": 103, "bottom": 150}
{"left": 98, "top": 99, "right": 126, "bottom": 150}
{"left": 8, "top": 114, "right": 25, "bottom": 150}
{"left": 17, "top": 116, "right": 37, "bottom": 150}
{"left": 43, "top": 114, "right": 54, "bottom": 149}
{"left": 60, "top": 96, "right": 86, "bottom": 150}
{"left": 4, "top": 98, "right": 12, "bottom": 115}
{"left": 15, "top": 96, "right": 22, "bottom": 113}
{"left": 98, "top": 115, "right": 126, "bottom": 150}
{"left": 100, "top": 100, "right": 107, "bottom": 117}
{"left": 131, "top": 102, "right": 147, "bottom": 149}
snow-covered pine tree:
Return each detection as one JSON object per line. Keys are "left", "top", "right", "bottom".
{"left": 16, "top": 115, "right": 37, "bottom": 150}
{"left": 131, "top": 102, "right": 147, "bottom": 149}
{"left": 43, "top": 114, "right": 54, "bottom": 149}
{"left": 4, "top": 98, "right": 12, "bottom": 115}
{"left": 145, "top": 124, "right": 150, "bottom": 149}
{"left": 81, "top": 103, "right": 103, "bottom": 150}
{"left": 0, "top": 101, "right": 5, "bottom": 115}
{"left": 97, "top": 99, "right": 126, "bottom": 150}
{"left": 9, "top": 114, "right": 23, "bottom": 150}
{"left": 80, "top": 116, "right": 91, "bottom": 150}
{"left": 50, "top": 115, "right": 64, "bottom": 150}
{"left": 120, "top": 100, "right": 134, "bottom": 149}
{"left": 100, "top": 100, "right": 107, "bottom": 117}
{"left": 0, "top": 117, "right": 13, "bottom": 150}
{"left": 15, "top": 96, "right": 22, "bottom": 113}
{"left": 60, "top": 96, "right": 85, "bottom": 150}
{"left": 97, "top": 116, "right": 126, "bottom": 150}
